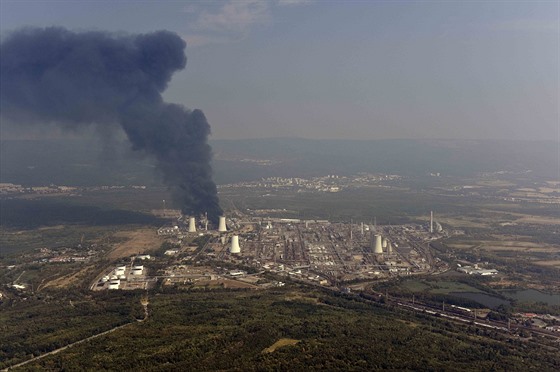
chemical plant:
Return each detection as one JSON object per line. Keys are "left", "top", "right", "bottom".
{"left": 92, "top": 211, "right": 454, "bottom": 291}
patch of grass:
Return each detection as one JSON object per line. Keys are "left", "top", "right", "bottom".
{"left": 262, "top": 338, "right": 300, "bottom": 353}
{"left": 427, "top": 281, "right": 483, "bottom": 294}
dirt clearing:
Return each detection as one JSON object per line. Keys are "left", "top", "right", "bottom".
{"left": 107, "top": 228, "right": 164, "bottom": 259}
{"left": 263, "top": 338, "right": 300, "bottom": 353}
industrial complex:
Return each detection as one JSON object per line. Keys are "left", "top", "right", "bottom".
{"left": 90, "top": 211, "right": 474, "bottom": 291}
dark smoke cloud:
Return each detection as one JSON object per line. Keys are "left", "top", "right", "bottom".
{"left": 0, "top": 27, "right": 222, "bottom": 222}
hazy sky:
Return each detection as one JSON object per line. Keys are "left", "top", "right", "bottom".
{"left": 1, "top": 0, "right": 558, "bottom": 141}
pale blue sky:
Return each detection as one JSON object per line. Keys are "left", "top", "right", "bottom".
{"left": 1, "top": 0, "right": 558, "bottom": 140}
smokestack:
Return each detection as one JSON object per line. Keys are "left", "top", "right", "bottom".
{"left": 218, "top": 216, "right": 227, "bottom": 232}
{"left": 188, "top": 217, "right": 196, "bottom": 233}
{"left": 373, "top": 234, "right": 383, "bottom": 254}
{"left": 0, "top": 27, "right": 222, "bottom": 222}
{"left": 230, "top": 235, "right": 241, "bottom": 254}
{"left": 430, "top": 211, "right": 434, "bottom": 233}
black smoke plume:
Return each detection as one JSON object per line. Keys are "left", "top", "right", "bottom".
{"left": 0, "top": 27, "right": 222, "bottom": 222}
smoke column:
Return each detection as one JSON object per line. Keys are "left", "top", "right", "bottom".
{"left": 0, "top": 27, "right": 222, "bottom": 222}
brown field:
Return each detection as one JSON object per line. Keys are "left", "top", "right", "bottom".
{"left": 533, "top": 260, "right": 560, "bottom": 268}
{"left": 40, "top": 265, "right": 95, "bottom": 289}
{"left": 37, "top": 225, "right": 66, "bottom": 231}
{"left": 539, "top": 187, "right": 560, "bottom": 193}
{"left": 510, "top": 192, "right": 552, "bottom": 198}
{"left": 514, "top": 216, "right": 560, "bottom": 225}
{"left": 107, "top": 228, "right": 164, "bottom": 259}
{"left": 262, "top": 338, "right": 300, "bottom": 353}
{"left": 193, "top": 279, "right": 258, "bottom": 289}
{"left": 449, "top": 241, "right": 558, "bottom": 253}
{"left": 483, "top": 246, "right": 557, "bottom": 253}
{"left": 435, "top": 217, "right": 488, "bottom": 228}
{"left": 447, "top": 243, "right": 478, "bottom": 249}
{"left": 475, "top": 180, "right": 515, "bottom": 187}
{"left": 221, "top": 279, "right": 259, "bottom": 289}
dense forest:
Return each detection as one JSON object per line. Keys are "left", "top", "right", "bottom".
{"left": 5, "top": 285, "right": 559, "bottom": 371}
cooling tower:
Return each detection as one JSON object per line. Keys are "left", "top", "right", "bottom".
{"left": 218, "top": 216, "right": 227, "bottom": 232}
{"left": 382, "top": 237, "right": 387, "bottom": 248}
{"left": 230, "top": 235, "right": 241, "bottom": 254}
{"left": 188, "top": 217, "right": 196, "bottom": 233}
{"left": 387, "top": 241, "right": 393, "bottom": 254}
{"left": 374, "top": 234, "right": 383, "bottom": 254}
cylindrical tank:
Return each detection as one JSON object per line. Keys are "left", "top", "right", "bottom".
{"left": 218, "top": 216, "right": 227, "bottom": 232}
{"left": 188, "top": 217, "right": 197, "bottom": 233}
{"left": 230, "top": 235, "right": 241, "bottom": 254}
{"left": 373, "top": 234, "right": 383, "bottom": 254}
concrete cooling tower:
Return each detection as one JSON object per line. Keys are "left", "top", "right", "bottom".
{"left": 218, "top": 216, "right": 227, "bottom": 232}
{"left": 188, "top": 217, "right": 196, "bottom": 233}
{"left": 230, "top": 235, "right": 241, "bottom": 254}
{"left": 374, "top": 234, "right": 383, "bottom": 254}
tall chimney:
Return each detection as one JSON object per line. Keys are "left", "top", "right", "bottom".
{"left": 430, "top": 211, "right": 434, "bottom": 233}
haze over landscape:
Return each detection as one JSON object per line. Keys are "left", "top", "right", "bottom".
{"left": 1, "top": 1, "right": 559, "bottom": 371}
{"left": 1, "top": 0, "right": 558, "bottom": 141}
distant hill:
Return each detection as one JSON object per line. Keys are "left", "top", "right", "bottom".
{"left": 1, "top": 138, "right": 557, "bottom": 186}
